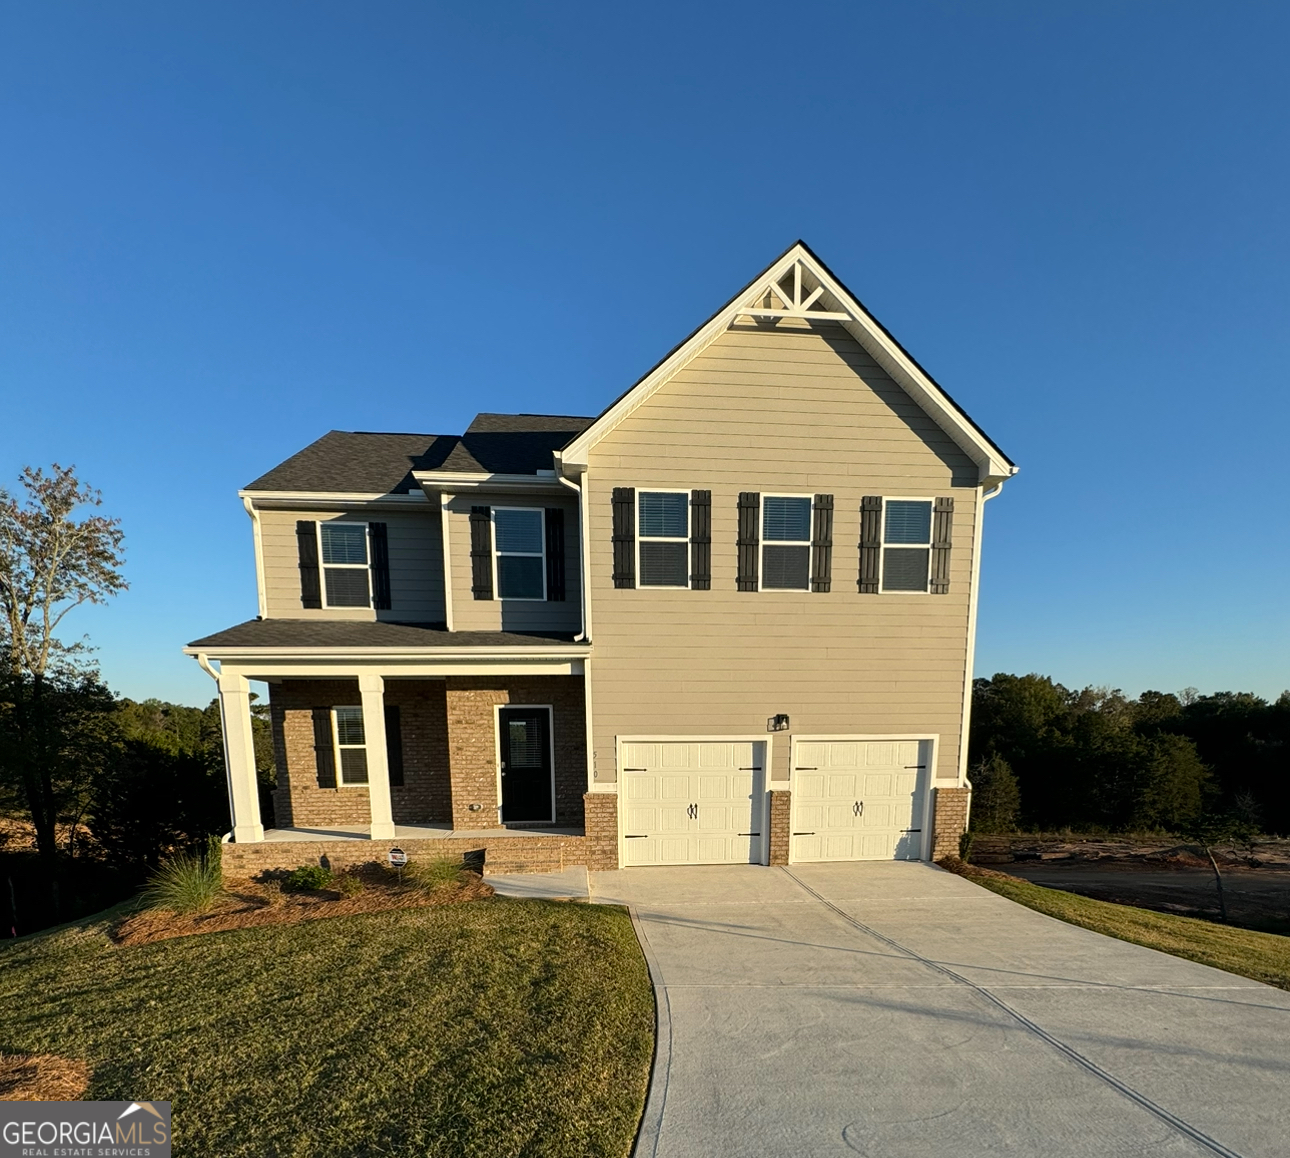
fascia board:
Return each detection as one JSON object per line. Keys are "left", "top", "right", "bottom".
{"left": 559, "top": 242, "right": 1017, "bottom": 486}
{"left": 239, "top": 490, "right": 428, "bottom": 509}
{"left": 412, "top": 472, "right": 569, "bottom": 495}
{"left": 182, "top": 645, "right": 590, "bottom": 659}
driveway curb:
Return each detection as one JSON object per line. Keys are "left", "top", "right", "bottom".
{"left": 626, "top": 904, "right": 670, "bottom": 1158}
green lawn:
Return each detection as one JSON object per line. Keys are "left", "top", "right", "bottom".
{"left": 0, "top": 899, "right": 655, "bottom": 1157}
{"left": 948, "top": 860, "right": 1290, "bottom": 991}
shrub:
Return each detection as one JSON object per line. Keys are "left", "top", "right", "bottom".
{"left": 140, "top": 853, "right": 224, "bottom": 913}
{"left": 334, "top": 871, "right": 364, "bottom": 897}
{"left": 403, "top": 858, "right": 463, "bottom": 891}
{"left": 282, "top": 865, "right": 332, "bottom": 892}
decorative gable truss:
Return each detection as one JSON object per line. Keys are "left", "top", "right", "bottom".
{"left": 558, "top": 242, "right": 1017, "bottom": 488}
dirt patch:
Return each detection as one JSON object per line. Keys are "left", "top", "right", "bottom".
{"left": 113, "top": 868, "right": 494, "bottom": 947}
{"left": 0, "top": 1053, "right": 91, "bottom": 1100}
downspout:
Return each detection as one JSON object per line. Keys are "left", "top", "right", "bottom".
{"left": 242, "top": 496, "right": 268, "bottom": 619}
{"left": 556, "top": 459, "right": 598, "bottom": 789}
{"left": 958, "top": 477, "right": 1008, "bottom": 834}
{"left": 195, "top": 652, "right": 220, "bottom": 683}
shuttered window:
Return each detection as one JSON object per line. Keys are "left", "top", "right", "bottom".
{"left": 385, "top": 705, "right": 404, "bottom": 788}
{"left": 689, "top": 489, "right": 711, "bottom": 590}
{"left": 297, "top": 521, "right": 322, "bottom": 609}
{"left": 493, "top": 508, "right": 545, "bottom": 600}
{"left": 638, "top": 491, "right": 690, "bottom": 587}
{"left": 810, "top": 494, "right": 833, "bottom": 593}
{"left": 319, "top": 523, "right": 371, "bottom": 608}
{"left": 881, "top": 499, "right": 933, "bottom": 593}
{"left": 761, "top": 496, "right": 812, "bottom": 590}
{"left": 311, "top": 707, "right": 336, "bottom": 787}
{"left": 736, "top": 492, "right": 759, "bottom": 591}
{"left": 544, "top": 508, "right": 566, "bottom": 601}
{"left": 611, "top": 487, "right": 636, "bottom": 588}
{"left": 332, "top": 706, "right": 369, "bottom": 785}
{"left": 930, "top": 497, "right": 954, "bottom": 595}
{"left": 369, "top": 522, "right": 391, "bottom": 610}
{"left": 469, "top": 506, "right": 493, "bottom": 600}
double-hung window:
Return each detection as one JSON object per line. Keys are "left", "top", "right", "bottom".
{"left": 881, "top": 500, "right": 933, "bottom": 592}
{"left": 493, "top": 508, "right": 545, "bottom": 600}
{"left": 761, "top": 496, "right": 812, "bottom": 590}
{"left": 320, "top": 523, "right": 370, "bottom": 608}
{"left": 638, "top": 491, "right": 689, "bottom": 587}
{"left": 333, "top": 706, "right": 369, "bottom": 785}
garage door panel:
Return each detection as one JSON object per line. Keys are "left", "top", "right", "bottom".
{"left": 791, "top": 739, "right": 930, "bottom": 864}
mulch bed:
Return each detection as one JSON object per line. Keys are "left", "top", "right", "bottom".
{"left": 0, "top": 1053, "right": 91, "bottom": 1100}
{"left": 112, "top": 869, "right": 494, "bottom": 947}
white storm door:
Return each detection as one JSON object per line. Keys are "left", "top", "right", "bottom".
{"left": 620, "top": 741, "right": 764, "bottom": 866}
{"left": 791, "top": 740, "right": 929, "bottom": 862}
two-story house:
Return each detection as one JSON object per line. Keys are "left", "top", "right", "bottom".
{"left": 186, "top": 241, "right": 1016, "bottom": 876}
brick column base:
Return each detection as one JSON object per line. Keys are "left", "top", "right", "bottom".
{"left": 583, "top": 792, "right": 619, "bottom": 870}
{"left": 931, "top": 786, "right": 971, "bottom": 860}
{"left": 768, "top": 789, "right": 791, "bottom": 865}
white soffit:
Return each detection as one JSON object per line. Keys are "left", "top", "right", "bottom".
{"left": 559, "top": 242, "right": 1016, "bottom": 486}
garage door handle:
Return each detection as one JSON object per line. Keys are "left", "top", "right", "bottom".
{"left": 623, "top": 767, "right": 648, "bottom": 772}
{"left": 624, "top": 834, "right": 649, "bottom": 839}
{"left": 738, "top": 832, "right": 760, "bottom": 837}
{"left": 739, "top": 766, "right": 762, "bottom": 771}
{"left": 794, "top": 766, "right": 817, "bottom": 771}
{"left": 792, "top": 832, "right": 815, "bottom": 836}
{"left": 687, "top": 803, "right": 697, "bottom": 819}
{"left": 853, "top": 801, "right": 863, "bottom": 816}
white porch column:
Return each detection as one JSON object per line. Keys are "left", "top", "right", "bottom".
{"left": 359, "top": 672, "right": 396, "bottom": 840}
{"left": 217, "top": 671, "right": 264, "bottom": 843}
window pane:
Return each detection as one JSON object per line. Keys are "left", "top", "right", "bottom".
{"left": 884, "top": 500, "right": 932, "bottom": 545}
{"left": 639, "top": 540, "right": 688, "bottom": 586}
{"left": 883, "top": 547, "right": 930, "bottom": 591}
{"left": 639, "top": 492, "right": 688, "bottom": 538}
{"left": 334, "top": 707, "right": 366, "bottom": 746}
{"left": 498, "top": 554, "right": 544, "bottom": 599}
{"left": 339, "top": 748, "right": 369, "bottom": 785}
{"left": 762, "top": 544, "right": 810, "bottom": 589}
{"left": 494, "top": 508, "right": 544, "bottom": 554}
{"left": 320, "top": 522, "right": 368, "bottom": 565}
{"left": 325, "top": 567, "right": 370, "bottom": 607}
{"left": 762, "top": 497, "right": 811, "bottom": 542}
{"left": 507, "top": 719, "right": 543, "bottom": 768}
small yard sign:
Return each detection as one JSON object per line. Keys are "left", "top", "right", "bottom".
{"left": 388, "top": 847, "right": 407, "bottom": 868}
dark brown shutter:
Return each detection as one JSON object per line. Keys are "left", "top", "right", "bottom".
{"left": 689, "top": 489, "right": 711, "bottom": 590}
{"left": 544, "top": 508, "right": 566, "bottom": 601}
{"left": 384, "top": 705, "right": 404, "bottom": 787}
{"left": 930, "top": 497, "right": 954, "bottom": 594}
{"left": 369, "top": 522, "right": 391, "bottom": 610}
{"left": 611, "top": 487, "right": 635, "bottom": 589}
{"left": 811, "top": 494, "right": 834, "bottom": 593}
{"left": 296, "top": 520, "right": 321, "bottom": 609}
{"left": 858, "top": 496, "right": 883, "bottom": 594}
{"left": 737, "top": 493, "right": 760, "bottom": 591}
{"left": 312, "top": 708, "right": 336, "bottom": 788}
{"left": 469, "top": 506, "right": 493, "bottom": 600}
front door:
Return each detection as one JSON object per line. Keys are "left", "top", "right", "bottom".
{"left": 499, "top": 707, "right": 553, "bottom": 824}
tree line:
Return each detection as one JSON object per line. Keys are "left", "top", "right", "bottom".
{"left": 968, "top": 673, "right": 1290, "bottom": 836}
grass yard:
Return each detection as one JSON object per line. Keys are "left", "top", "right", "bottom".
{"left": 0, "top": 899, "right": 655, "bottom": 1157}
{"left": 945, "top": 859, "right": 1290, "bottom": 991}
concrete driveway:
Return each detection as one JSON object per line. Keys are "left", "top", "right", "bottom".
{"left": 590, "top": 862, "right": 1290, "bottom": 1158}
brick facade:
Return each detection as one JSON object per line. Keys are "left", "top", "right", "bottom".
{"left": 767, "top": 789, "right": 791, "bottom": 866}
{"left": 582, "top": 792, "right": 618, "bottom": 870}
{"left": 267, "top": 675, "right": 586, "bottom": 834}
{"left": 444, "top": 676, "right": 586, "bottom": 830}
{"left": 930, "top": 785, "right": 971, "bottom": 860}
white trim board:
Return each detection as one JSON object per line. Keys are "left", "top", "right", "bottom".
{"left": 559, "top": 242, "right": 1016, "bottom": 487}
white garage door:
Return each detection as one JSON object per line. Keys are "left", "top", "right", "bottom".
{"left": 791, "top": 739, "right": 930, "bottom": 862}
{"left": 620, "top": 740, "right": 766, "bottom": 866}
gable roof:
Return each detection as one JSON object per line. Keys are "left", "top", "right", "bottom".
{"left": 558, "top": 240, "right": 1016, "bottom": 486}
{"left": 245, "top": 413, "right": 596, "bottom": 495}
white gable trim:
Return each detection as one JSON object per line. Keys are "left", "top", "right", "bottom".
{"left": 559, "top": 243, "right": 1016, "bottom": 486}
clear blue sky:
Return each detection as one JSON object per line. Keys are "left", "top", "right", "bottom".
{"left": 2, "top": 2, "right": 1286, "bottom": 707}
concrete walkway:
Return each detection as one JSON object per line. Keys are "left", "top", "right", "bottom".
{"left": 590, "top": 862, "right": 1290, "bottom": 1158}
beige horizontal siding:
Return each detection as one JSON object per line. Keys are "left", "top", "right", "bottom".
{"left": 259, "top": 507, "right": 445, "bottom": 621}
{"left": 586, "top": 322, "right": 980, "bottom": 787}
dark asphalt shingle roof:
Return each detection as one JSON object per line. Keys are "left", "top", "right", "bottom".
{"left": 187, "top": 619, "right": 584, "bottom": 650}
{"left": 244, "top": 413, "right": 596, "bottom": 494}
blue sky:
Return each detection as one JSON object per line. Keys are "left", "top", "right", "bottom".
{"left": 2, "top": 2, "right": 1286, "bottom": 706}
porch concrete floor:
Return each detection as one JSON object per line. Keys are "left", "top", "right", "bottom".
{"left": 259, "top": 824, "right": 584, "bottom": 842}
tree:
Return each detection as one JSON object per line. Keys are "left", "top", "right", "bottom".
{"left": 968, "top": 754, "right": 1021, "bottom": 833}
{"left": 0, "top": 466, "right": 126, "bottom": 869}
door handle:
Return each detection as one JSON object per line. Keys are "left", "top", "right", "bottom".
{"left": 853, "top": 801, "right": 863, "bottom": 817}
{"left": 687, "top": 803, "right": 697, "bottom": 820}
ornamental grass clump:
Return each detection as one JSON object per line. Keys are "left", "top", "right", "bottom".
{"left": 404, "top": 857, "right": 465, "bottom": 892}
{"left": 140, "top": 852, "right": 224, "bottom": 914}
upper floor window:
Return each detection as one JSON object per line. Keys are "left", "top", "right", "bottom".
{"left": 333, "top": 706, "right": 369, "bottom": 785}
{"left": 320, "top": 523, "right": 370, "bottom": 608}
{"left": 638, "top": 491, "right": 689, "bottom": 587}
{"left": 761, "top": 496, "right": 812, "bottom": 590}
{"left": 881, "top": 500, "right": 933, "bottom": 592}
{"left": 493, "top": 508, "right": 545, "bottom": 600}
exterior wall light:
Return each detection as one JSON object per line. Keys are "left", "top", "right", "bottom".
{"left": 767, "top": 714, "right": 790, "bottom": 732}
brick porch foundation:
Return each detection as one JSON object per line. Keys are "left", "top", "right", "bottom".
{"left": 930, "top": 786, "right": 971, "bottom": 860}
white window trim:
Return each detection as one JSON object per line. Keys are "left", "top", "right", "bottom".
{"left": 318, "top": 521, "right": 371, "bottom": 610}
{"left": 635, "top": 488, "right": 692, "bottom": 590}
{"left": 492, "top": 507, "right": 547, "bottom": 602}
{"left": 333, "top": 705, "right": 369, "bottom": 788}
{"left": 878, "top": 496, "right": 935, "bottom": 596}
{"left": 758, "top": 493, "right": 814, "bottom": 593}
{"left": 494, "top": 703, "right": 556, "bottom": 825}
